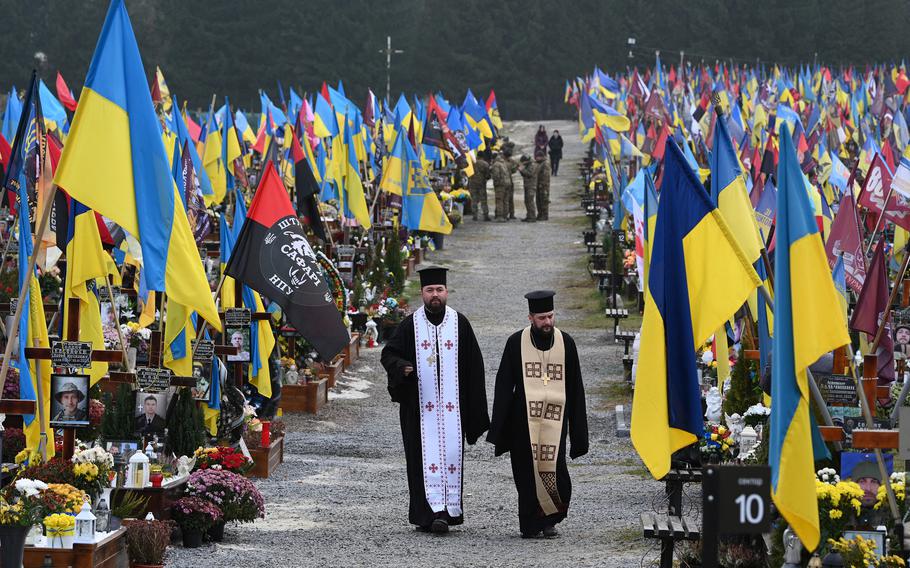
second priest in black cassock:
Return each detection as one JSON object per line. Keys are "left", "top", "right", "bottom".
{"left": 488, "top": 290, "right": 589, "bottom": 538}
{"left": 381, "top": 266, "right": 490, "bottom": 534}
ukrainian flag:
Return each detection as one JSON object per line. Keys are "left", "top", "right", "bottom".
{"left": 342, "top": 115, "right": 371, "bottom": 229}
{"left": 221, "top": 97, "right": 242, "bottom": 192}
{"left": 14, "top": 172, "right": 53, "bottom": 459}
{"left": 379, "top": 131, "right": 406, "bottom": 196}
{"left": 53, "top": 0, "right": 220, "bottom": 355}
{"left": 770, "top": 126, "right": 850, "bottom": 552}
{"left": 401, "top": 133, "right": 452, "bottom": 235}
{"left": 631, "top": 140, "right": 760, "bottom": 480}
{"left": 63, "top": 200, "right": 119, "bottom": 385}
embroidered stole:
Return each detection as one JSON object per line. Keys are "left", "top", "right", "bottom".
{"left": 520, "top": 326, "right": 566, "bottom": 515}
{"left": 413, "top": 306, "right": 463, "bottom": 516}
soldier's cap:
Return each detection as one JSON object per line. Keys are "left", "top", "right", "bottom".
{"left": 525, "top": 290, "right": 555, "bottom": 314}
{"left": 54, "top": 382, "right": 86, "bottom": 403}
{"left": 850, "top": 458, "right": 881, "bottom": 483}
{"left": 534, "top": 149, "right": 546, "bottom": 160}
{"left": 520, "top": 155, "right": 530, "bottom": 162}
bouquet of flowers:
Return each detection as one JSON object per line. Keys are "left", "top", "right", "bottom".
{"left": 875, "top": 472, "right": 906, "bottom": 524}
{"left": 103, "top": 321, "right": 151, "bottom": 353}
{"left": 699, "top": 423, "right": 737, "bottom": 462}
{"left": 171, "top": 496, "right": 222, "bottom": 533}
{"left": 186, "top": 469, "right": 264, "bottom": 524}
{"left": 45, "top": 484, "right": 89, "bottom": 515}
{"left": 743, "top": 403, "right": 770, "bottom": 427}
{"left": 193, "top": 446, "right": 253, "bottom": 475}
{"left": 17, "top": 457, "right": 78, "bottom": 486}
{"left": 828, "top": 535, "right": 906, "bottom": 567}
{"left": 0, "top": 479, "right": 71, "bottom": 526}
{"left": 71, "top": 445, "right": 115, "bottom": 498}
{"left": 43, "top": 513, "right": 75, "bottom": 542}
{"left": 816, "top": 477, "right": 864, "bottom": 554}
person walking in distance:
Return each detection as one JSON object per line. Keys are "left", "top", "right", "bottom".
{"left": 548, "top": 130, "right": 563, "bottom": 176}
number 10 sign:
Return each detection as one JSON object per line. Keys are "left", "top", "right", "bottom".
{"left": 706, "top": 465, "right": 771, "bottom": 535}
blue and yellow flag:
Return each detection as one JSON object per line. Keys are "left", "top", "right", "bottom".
{"left": 770, "top": 126, "right": 850, "bottom": 552}
{"left": 342, "top": 115, "right": 371, "bottom": 228}
{"left": 53, "top": 0, "right": 221, "bottom": 364}
{"left": 13, "top": 156, "right": 53, "bottom": 458}
{"left": 631, "top": 140, "right": 760, "bottom": 479}
{"left": 710, "top": 116, "right": 763, "bottom": 264}
{"left": 401, "top": 134, "right": 452, "bottom": 234}
{"left": 63, "top": 200, "right": 118, "bottom": 385}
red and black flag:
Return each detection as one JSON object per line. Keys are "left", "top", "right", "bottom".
{"left": 225, "top": 163, "right": 347, "bottom": 359}
{"left": 291, "top": 126, "right": 326, "bottom": 242}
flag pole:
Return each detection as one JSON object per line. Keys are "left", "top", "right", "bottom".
{"left": 0, "top": 184, "right": 58, "bottom": 397}
{"left": 864, "top": 183, "right": 895, "bottom": 257}
{"left": 32, "top": 337, "right": 48, "bottom": 462}
{"left": 191, "top": 273, "right": 228, "bottom": 359}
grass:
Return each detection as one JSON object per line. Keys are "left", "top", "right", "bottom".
{"left": 594, "top": 380, "right": 634, "bottom": 408}
{"left": 605, "top": 526, "right": 645, "bottom": 546}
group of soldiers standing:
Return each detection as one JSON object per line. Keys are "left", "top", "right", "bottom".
{"left": 467, "top": 132, "right": 552, "bottom": 223}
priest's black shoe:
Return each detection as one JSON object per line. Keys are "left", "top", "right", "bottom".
{"left": 520, "top": 531, "right": 542, "bottom": 539}
{"left": 543, "top": 526, "right": 558, "bottom": 538}
{"left": 430, "top": 519, "right": 449, "bottom": 534}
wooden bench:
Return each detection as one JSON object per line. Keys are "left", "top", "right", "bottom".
{"left": 641, "top": 512, "right": 701, "bottom": 541}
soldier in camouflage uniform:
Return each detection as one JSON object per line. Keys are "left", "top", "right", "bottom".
{"left": 506, "top": 148, "right": 519, "bottom": 219}
{"left": 468, "top": 151, "right": 492, "bottom": 221}
{"left": 517, "top": 155, "right": 539, "bottom": 222}
{"left": 534, "top": 149, "right": 551, "bottom": 221}
{"left": 491, "top": 148, "right": 513, "bottom": 222}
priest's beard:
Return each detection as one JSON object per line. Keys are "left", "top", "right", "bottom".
{"left": 531, "top": 321, "right": 554, "bottom": 340}
{"left": 424, "top": 297, "right": 447, "bottom": 314}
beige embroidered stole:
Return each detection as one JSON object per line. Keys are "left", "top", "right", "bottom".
{"left": 520, "top": 326, "right": 566, "bottom": 515}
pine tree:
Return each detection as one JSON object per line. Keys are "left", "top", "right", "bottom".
{"left": 165, "top": 388, "right": 206, "bottom": 458}
{"left": 385, "top": 230, "right": 406, "bottom": 296}
{"left": 722, "top": 355, "right": 760, "bottom": 417}
{"left": 100, "top": 383, "right": 139, "bottom": 441}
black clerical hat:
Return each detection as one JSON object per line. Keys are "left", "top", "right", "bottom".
{"left": 525, "top": 290, "right": 555, "bottom": 313}
{"left": 418, "top": 266, "right": 448, "bottom": 287}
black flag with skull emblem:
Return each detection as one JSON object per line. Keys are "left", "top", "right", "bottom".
{"left": 225, "top": 162, "right": 348, "bottom": 359}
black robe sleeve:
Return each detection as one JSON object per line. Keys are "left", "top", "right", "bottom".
{"left": 458, "top": 314, "right": 490, "bottom": 444}
{"left": 563, "top": 333, "right": 589, "bottom": 459}
{"left": 487, "top": 331, "right": 522, "bottom": 456}
{"left": 380, "top": 315, "right": 417, "bottom": 404}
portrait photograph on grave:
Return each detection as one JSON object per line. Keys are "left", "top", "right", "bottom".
{"left": 134, "top": 391, "right": 169, "bottom": 436}
{"left": 226, "top": 326, "right": 251, "bottom": 362}
{"left": 895, "top": 324, "right": 910, "bottom": 358}
{"left": 106, "top": 440, "right": 140, "bottom": 465}
{"left": 191, "top": 360, "right": 213, "bottom": 401}
{"left": 50, "top": 374, "right": 90, "bottom": 426}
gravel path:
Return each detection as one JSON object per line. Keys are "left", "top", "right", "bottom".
{"left": 168, "top": 120, "right": 665, "bottom": 568}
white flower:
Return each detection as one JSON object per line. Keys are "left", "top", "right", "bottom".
{"left": 138, "top": 328, "right": 152, "bottom": 341}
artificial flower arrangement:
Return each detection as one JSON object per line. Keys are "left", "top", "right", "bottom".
{"left": 816, "top": 470, "right": 864, "bottom": 555}
{"left": 43, "top": 512, "right": 75, "bottom": 546}
{"left": 171, "top": 496, "right": 223, "bottom": 533}
{"left": 699, "top": 423, "right": 737, "bottom": 462}
{"left": 193, "top": 447, "right": 253, "bottom": 475}
{"left": 743, "top": 402, "right": 771, "bottom": 428}
{"left": 185, "top": 469, "right": 264, "bottom": 524}
{"left": 102, "top": 321, "right": 151, "bottom": 353}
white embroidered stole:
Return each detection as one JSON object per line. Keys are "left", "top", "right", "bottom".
{"left": 414, "top": 306, "right": 463, "bottom": 516}
{"left": 520, "top": 327, "right": 567, "bottom": 515}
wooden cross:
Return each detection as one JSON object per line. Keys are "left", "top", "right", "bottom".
{"left": 219, "top": 278, "right": 272, "bottom": 387}
{"left": 23, "top": 298, "right": 124, "bottom": 460}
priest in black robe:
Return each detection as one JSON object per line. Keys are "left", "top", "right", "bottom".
{"left": 488, "top": 290, "right": 588, "bottom": 538}
{"left": 381, "top": 266, "right": 490, "bottom": 534}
